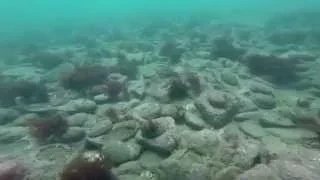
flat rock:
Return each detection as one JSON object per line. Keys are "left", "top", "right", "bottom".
{"left": 220, "top": 71, "right": 239, "bottom": 86}
{"left": 233, "top": 111, "right": 260, "bottom": 122}
{"left": 60, "top": 127, "right": 86, "bottom": 142}
{"left": 265, "top": 128, "right": 318, "bottom": 143}
{"left": 249, "top": 82, "right": 274, "bottom": 95}
{"left": 259, "top": 113, "right": 295, "bottom": 128}
{"left": 0, "top": 127, "right": 28, "bottom": 143}
{"left": 58, "top": 99, "right": 97, "bottom": 113}
{"left": 237, "top": 164, "right": 281, "bottom": 180}
{"left": 103, "top": 120, "right": 139, "bottom": 141}
{"left": 239, "top": 121, "right": 267, "bottom": 139}
{"left": 88, "top": 120, "right": 113, "bottom": 137}
{"left": 12, "top": 113, "right": 39, "bottom": 126}
{"left": 251, "top": 93, "right": 276, "bottom": 109}
{"left": 130, "top": 102, "right": 161, "bottom": 119}
{"left": 67, "top": 113, "right": 97, "bottom": 127}
{"left": 0, "top": 108, "right": 20, "bottom": 125}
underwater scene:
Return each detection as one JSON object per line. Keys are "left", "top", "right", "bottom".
{"left": 1, "top": 0, "right": 320, "bottom": 179}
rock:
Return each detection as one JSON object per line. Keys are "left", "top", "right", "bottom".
{"left": 249, "top": 82, "right": 274, "bottom": 95}
{"left": 0, "top": 160, "right": 27, "bottom": 180}
{"left": 259, "top": 113, "right": 295, "bottom": 128}
{"left": 207, "top": 91, "right": 227, "bottom": 108}
{"left": 269, "top": 159, "right": 320, "bottom": 179}
{"left": 151, "top": 117, "right": 176, "bottom": 133}
{"left": 184, "top": 112, "right": 206, "bottom": 130}
{"left": 231, "top": 140, "right": 262, "bottom": 169}
{"left": 102, "top": 140, "right": 141, "bottom": 165}
{"left": 296, "top": 97, "right": 313, "bottom": 108}
{"left": 239, "top": 121, "right": 267, "bottom": 139}
{"left": 220, "top": 71, "right": 239, "bottom": 86}
{"left": 116, "top": 161, "right": 143, "bottom": 175}
{"left": 262, "top": 136, "right": 296, "bottom": 157}
{"left": 180, "top": 129, "right": 219, "bottom": 156}
{"left": 0, "top": 127, "right": 28, "bottom": 143}
{"left": 118, "top": 174, "right": 148, "bottom": 180}
{"left": 67, "top": 113, "right": 96, "bottom": 127}
{"left": 12, "top": 113, "right": 39, "bottom": 126}
{"left": 137, "top": 131, "right": 177, "bottom": 155}
{"left": 44, "top": 63, "right": 74, "bottom": 82}
{"left": 265, "top": 128, "right": 318, "bottom": 143}
{"left": 214, "top": 166, "right": 242, "bottom": 180}
{"left": 160, "top": 104, "right": 182, "bottom": 120}
{"left": 250, "top": 93, "right": 276, "bottom": 109}
{"left": 2, "top": 66, "right": 42, "bottom": 82}
{"left": 104, "top": 120, "right": 139, "bottom": 141}
{"left": 237, "top": 96, "right": 259, "bottom": 113}
{"left": 158, "top": 158, "right": 211, "bottom": 180}
{"left": 128, "top": 80, "right": 145, "bottom": 99}
{"left": 195, "top": 97, "right": 231, "bottom": 128}
{"left": 58, "top": 99, "right": 97, "bottom": 113}
{"left": 130, "top": 102, "right": 161, "bottom": 119}
{"left": 237, "top": 164, "right": 281, "bottom": 180}
{"left": 93, "top": 94, "right": 109, "bottom": 104}
{"left": 60, "top": 127, "right": 85, "bottom": 142}
{"left": 233, "top": 111, "right": 260, "bottom": 122}
{"left": 139, "top": 151, "right": 164, "bottom": 168}
{"left": 88, "top": 120, "right": 113, "bottom": 137}
{"left": 146, "top": 83, "right": 170, "bottom": 102}
{"left": 0, "top": 108, "right": 20, "bottom": 125}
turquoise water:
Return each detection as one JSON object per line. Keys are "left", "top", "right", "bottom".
{"left": 1, "top": 0, "right": 320, "bottom": 179}
{"left": 0, "top": 0, "right": 319, "bottom": 36}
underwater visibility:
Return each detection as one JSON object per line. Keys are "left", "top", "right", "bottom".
{"left": 1, "top": 0, "right": 320, "bottom": 179}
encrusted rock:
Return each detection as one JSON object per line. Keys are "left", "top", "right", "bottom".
{"left": 180, "top": 129, "right": 219, "bottom": 156}
{"left": 102, "top": 140, "right": 141, "bottom": 165}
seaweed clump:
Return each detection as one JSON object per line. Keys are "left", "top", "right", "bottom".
{"left": 244, "top": 51, "right": 304, "bottom": 84}
{"left": 0, "top": 79, "right": 48, "bottom": 107}
{"left": 168, "top": 77, "right": 189, "bottom": 100}
{"left": 167, "top": 72, "right": 201, "bottom": 100}
{"left": 60, "top": 65, "right": 109, "bottom": 91}
{"left": 159, "top": 40, "right": 184, "bottom": 64}
{"left": 60, "top": 151, "right": 117, "bottom": 180}
{"left": 29, "top": 114, "right": 68, "bottom": 144}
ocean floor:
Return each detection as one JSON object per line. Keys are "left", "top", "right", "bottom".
{"left": 1, "top": 11, "right": 320, "bottom": 180}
